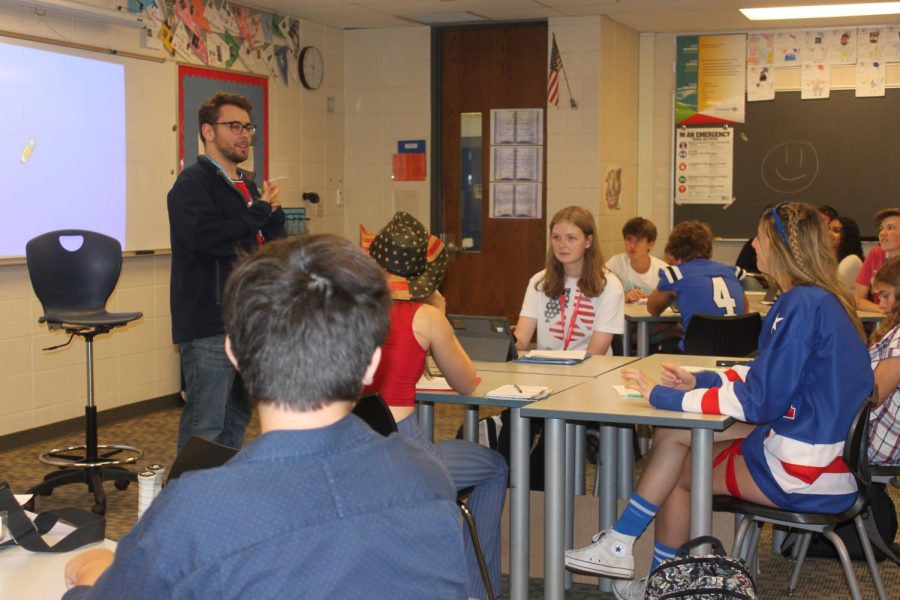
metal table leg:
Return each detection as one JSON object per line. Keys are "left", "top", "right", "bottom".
{"left": 574, "top": 423, "right": 586, "bottom": 495}
{"left": 464, "top": 405, "right": 479, "bottom": 442}
{"left": 617, "top": 427, "right": 634, "bottom": 499}
{"left": 418, "top": 401, "right": 434, "bottom": 442}
{"left": 565, "top": 422, "right": 575, "bottom": 590}
{"left": 622, "top": 321, "right": 633, "bottom": 357}
{"left": 509, "top": 407, "right": 530, "bottom": 600}
{"left": 690, "top": 428, "right": 714, "bottom": 555}
{"left": 598, "top": 424, "right": 618, "bottom": 594}
{"left": 637, "top": 322, "right": 651, "bottom": 358}
{"left": 544, "top": 418, "right": 566, "bottom": 600}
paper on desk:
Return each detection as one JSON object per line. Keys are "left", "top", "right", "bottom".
{"left": 683, "top": 366, "right": 729, "bottom": 374}
{"left": 613, "top": 385, "right": 643, "bottom": 398}
{"left": 485, "top": 385, "right": 551, "bottom": 400}
{"left": 525, "top": 350, "right": 588, "bottom": 360}
{"left": 416, "top": 374, "right": 454, "bottom": 391}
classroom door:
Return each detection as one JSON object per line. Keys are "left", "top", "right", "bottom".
{"left": 436, "top": 24, "right": 548, "bottom": 324}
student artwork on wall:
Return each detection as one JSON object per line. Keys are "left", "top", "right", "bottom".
{"left": 801, "top": 63, "right": 830, "bottom": 99}
{"left": 178, "top": 65, "right": 268, "bottom": 178}
{"left": 143, "top": 0, "right": 302, "bottom": 88}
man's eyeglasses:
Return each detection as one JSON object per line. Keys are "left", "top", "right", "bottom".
{"left": 211, "top": 121, "right": 257, "bottom": 135}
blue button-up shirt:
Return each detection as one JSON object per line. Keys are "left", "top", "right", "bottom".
{"left": 64, "top": 415, "right": 468, "bottom": 599}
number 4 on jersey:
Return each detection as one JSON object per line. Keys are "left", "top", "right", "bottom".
{"left": 712, "top": 276, "right": 737, "bottom": 316}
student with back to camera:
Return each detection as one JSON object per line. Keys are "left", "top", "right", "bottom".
{"left": 361, "top": 211, "right": 507, "bottom": 600}
{"left": 565, "top": 202, "right": 873, "bottom": 599}
{"left": 867, "top": 256, "right": 900, "bottom": 465}
{"left": 647, "top": 220, "right": 749, "bottom": 352}
{"left": 515, "top": 206, "right": 625, "bottom": 355}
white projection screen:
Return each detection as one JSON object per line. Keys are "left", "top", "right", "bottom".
{"left": 1, "top": 40, "right": 127, "bottom": 258}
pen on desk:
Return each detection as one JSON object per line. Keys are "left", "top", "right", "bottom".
{"left": 514, "top": 385, "right": 523, "bottom": 393}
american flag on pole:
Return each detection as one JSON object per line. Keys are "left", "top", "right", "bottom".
{"left": 548, "top": 33, "right": 562, "bottom": 107}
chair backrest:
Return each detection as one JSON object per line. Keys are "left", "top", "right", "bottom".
{"left": 683, "top": 312, "right": 762, "bottom": 357}
{"left": 26, "top": 230, "right": 123, "bottom": 316}
{"left": 165, "top": 436, "right": 239, "bottom": 485}
{"left": 843, "top": 390, "right": 875, "bottom": 487}
{"left": 352, "top": 393, "right": 398, "bottom": 437}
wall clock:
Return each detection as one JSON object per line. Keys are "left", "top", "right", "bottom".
{"left": 299, "top": 46, "right": 324, "bottom": 90}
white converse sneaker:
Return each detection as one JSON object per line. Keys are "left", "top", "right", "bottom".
{"left": 564, "top": 528, "right": 635, "bottom": 578}
{"left": 613, "top": 577, "right": 648, "bottom": 600}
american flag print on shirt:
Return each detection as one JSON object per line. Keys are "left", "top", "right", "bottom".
{"left": 546, "top": 288, "right": 595, "bottom": 347}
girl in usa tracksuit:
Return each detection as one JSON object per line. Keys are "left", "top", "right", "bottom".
{"left": 565, "top": 202, "right": 873, "bottom": 600}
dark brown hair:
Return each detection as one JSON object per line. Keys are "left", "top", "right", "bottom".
{"left": 876, "top": 208, "right": 900, "bottom": 226}
{"left": 870, "top": 256, "right": 900, "bottom": 345}
{"left": 224, "top": 235, "right": 391, "bottom": 410}
{"left": 665, "top": 221, "right": 713, "bottom": 262}
{"left": 198, "top": 91, "right": 253, "bottom": 145}
{"left": 622, "top": 217, "right": 658, "bottom": 243}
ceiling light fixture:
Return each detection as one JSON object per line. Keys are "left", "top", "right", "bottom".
{"left": 2, "top": 0, "right": 146, "bottom": 28}
{"left": 741, "top": 2, "right": 900, "bottom": 20}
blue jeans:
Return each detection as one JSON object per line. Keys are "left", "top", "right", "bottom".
{"left": 396, "top": 415, "right": 507, "bottom": 600}
{"left": 177, "top": 335, "right": 250, "bottom": 452}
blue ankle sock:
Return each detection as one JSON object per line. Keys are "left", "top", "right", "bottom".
{"left": 650, "top": 540, "right": 678, "bottom": 572}
{"left": 612, "top": 492, "right": 659, "bottom": 538}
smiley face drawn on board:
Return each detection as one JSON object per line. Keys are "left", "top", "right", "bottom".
{"left": 760, "top": 141, "right": 819, "bottom": 193}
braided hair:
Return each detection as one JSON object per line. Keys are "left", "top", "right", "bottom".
{"left": 758, "top": 202, "right": 864, "bottom": 340}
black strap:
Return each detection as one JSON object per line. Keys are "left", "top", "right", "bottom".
{"left": 676, "top": 535, "right": 727, "bottom": 557}
{"left": 0, "top": 482, "right": 105, "bottom": 553}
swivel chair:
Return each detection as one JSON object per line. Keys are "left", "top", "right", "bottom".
{"left": 353, "top": 394, "right": 495, "bottom": 600}
{"left": 25, "top": 230, "right": 143, "bottom": 515}
{"left": 713, "top": 393, "right": 887, "bottom": 600}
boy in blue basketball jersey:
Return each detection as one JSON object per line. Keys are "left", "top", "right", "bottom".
{"left": 648, "top": 220, "right": 748, "bottom": 351}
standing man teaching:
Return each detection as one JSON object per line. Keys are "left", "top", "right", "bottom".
{"left": 168, "top": 91, "right": 285, "bottom": 451}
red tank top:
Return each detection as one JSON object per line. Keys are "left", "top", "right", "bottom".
{"left": 364, "top": 301, "right": 427, "bottom": 407}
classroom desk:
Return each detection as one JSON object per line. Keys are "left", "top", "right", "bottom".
{"left": 416, "top": 370, "right": 592, "bottom": 600}
{"left": 622, "top": 292, "right": 884, "bottom": 358}
{"left": 521, "top": 354, "right": 736, "bottom": 599}
{"left": 0, "top": 533, "right": 117, "bottom": 599}
{"left": 474, "top": 355, "right": 640, "bottom": 499}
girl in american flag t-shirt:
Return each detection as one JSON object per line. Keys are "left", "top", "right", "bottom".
{"left": 515, "top": 206, "right": 624, "bottom": 355}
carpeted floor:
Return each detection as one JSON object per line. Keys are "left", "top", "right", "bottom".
{"left": 2, "top": 403, "right": 898, "bottom": 598}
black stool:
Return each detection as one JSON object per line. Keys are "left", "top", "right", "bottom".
{"left": 24, "top": 230, "right": 143, "bottom": 515}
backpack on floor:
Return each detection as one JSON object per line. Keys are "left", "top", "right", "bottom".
{"left": 645, "top": 536, "right": 757, "bottom": 600}
{"left": 804, "top": 482, "right": 899, "bottom": 562}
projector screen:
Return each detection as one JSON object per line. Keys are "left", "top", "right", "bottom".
{"left": 1, "top": 40, "right": 126, "bottom": 258}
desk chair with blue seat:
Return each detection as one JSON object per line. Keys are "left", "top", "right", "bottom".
{"left": 24, "top": 230, "right": 143, "bottom": 515}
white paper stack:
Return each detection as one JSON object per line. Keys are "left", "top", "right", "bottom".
{"left": 485, "top": 385, "right": 551, "bottom": 400}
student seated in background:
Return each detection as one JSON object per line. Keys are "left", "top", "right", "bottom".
{"left": 867, "top": 256, "right": 900, "bottom": 465}
{"left": 63, "top": 235, "right": 469, "bottom": 599}
{"left": 855, "top": 208, "right": 900, "bottom": 313}
{"left": 565, "top": 202, "right": 872, "bottom": 599}
{"left": 515, "top": 206, "right": 625, "bottom": 355}
{"left": 648, "top": 220, "right": 748, "bottom": 351}
{"left": 605, "top": 217, "right": 668, "bottom": 304}
{"left": 362, "top": 211, "right": 507, "bottom": 600}
{"left": 829, "top": 216, "right": 865, "bottom": 295}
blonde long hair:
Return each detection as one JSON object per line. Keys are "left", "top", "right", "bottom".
{"left": 871, "top": 256, "right": 900, "bottom": 345}
{"left": 537, "top": 206, "right": 607, "bottom": 298}
{"left": 758, "top": 202, "right": 865, "bottom": 340}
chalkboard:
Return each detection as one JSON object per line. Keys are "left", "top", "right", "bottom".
{"left": 673, "top": 89, "right": 900, "bottom": 239}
